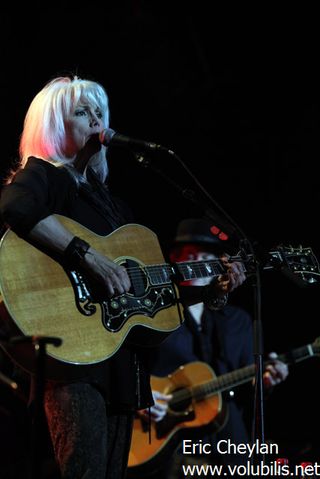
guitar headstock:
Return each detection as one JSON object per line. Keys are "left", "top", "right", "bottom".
{"left": 312, "top": 337, "right": 320, "bottom": 356}
{"left": 268, "top": 245, "right": 320, "bottom": 287}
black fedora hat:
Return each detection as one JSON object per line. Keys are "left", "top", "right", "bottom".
{"left": 173, "top": 218, "right": 229, "bottom": 251}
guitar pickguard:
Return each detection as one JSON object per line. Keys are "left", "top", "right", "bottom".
{"left": 67, "top": 260, "right": 177, "bottom": 333}
{"left": 156, "top": 397, "right": 195, "bottom": 438}
{"left": 101, "top": 286, "right": 177, "bottom": 332}
{"left": 68, "top": 270, "right": 97, "bottom": 316}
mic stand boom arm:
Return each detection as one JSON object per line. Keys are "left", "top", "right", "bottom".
{"left": 134, "top": 152, "right": 237, "bottom": 238}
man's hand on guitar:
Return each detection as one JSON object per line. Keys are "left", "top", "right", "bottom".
{"left": 263, "top": 352, "right": 289, "bottom": 388}
{"left": 215, "top": 257, "right": 247, "bottom": 295}
{"left": 203, "top": 258, "right": 247, "bottom": 310}
{"left": 139, "top": 390, "right": 172, "bottom": 423}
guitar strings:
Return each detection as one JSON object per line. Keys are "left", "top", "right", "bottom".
{"left": 167, "top": 365, "right": 256, "bottom": 407}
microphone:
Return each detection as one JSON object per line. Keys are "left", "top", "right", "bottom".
{"left": 99, "top": 128, "right": 167, "bottom": 153}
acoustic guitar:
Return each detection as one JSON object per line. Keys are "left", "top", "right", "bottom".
{"left": 0, "top": 214, "right": 318, "bottom": 379}
{"left": 128, "top": 337, "right": 320, "bottom": 475}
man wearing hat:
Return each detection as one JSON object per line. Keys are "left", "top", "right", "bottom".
{"left": 134, "top": 218, "right": 288, "bottom": 478}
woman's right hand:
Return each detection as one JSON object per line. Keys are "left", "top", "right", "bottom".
{"left": 27, "top": 216, "right": 131, "bottom": 299}
{"left": 82, "top": 247, "right": 131, "bottom": 298}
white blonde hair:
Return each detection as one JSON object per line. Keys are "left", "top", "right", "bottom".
{"left": 19, "top": 76, "right": 110, "bottom": 172}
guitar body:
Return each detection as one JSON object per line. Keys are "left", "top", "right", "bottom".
{"left": 0, "top": 216, "right": 183, "bottom": 379}
{"left": 1, "top": 214, "right": 318, "bottom": 381}
{"left": 128, "top": 361, "right": 227, "bottom": 475}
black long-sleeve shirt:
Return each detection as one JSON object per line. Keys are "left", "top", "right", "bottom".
{"left": 0, "top": 157, "right": 153, "bottom": 410}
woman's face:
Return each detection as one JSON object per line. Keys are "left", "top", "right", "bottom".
{"left": 64, "top": 101, "right": 104, "bottom": 159}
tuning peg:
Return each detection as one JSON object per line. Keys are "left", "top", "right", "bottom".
{"left": 308, "top": 276, "right": 318, "bottom": 283}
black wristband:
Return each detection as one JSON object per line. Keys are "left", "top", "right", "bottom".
{"left": 63, "top": 236, "right": 90, "bottom": 269}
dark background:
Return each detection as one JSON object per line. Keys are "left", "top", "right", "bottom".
{"left": 0, "top": 4, "right": 319, "bottom": 473}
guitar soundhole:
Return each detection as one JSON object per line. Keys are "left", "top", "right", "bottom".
{"left": 169, "top": 387, "right": 193, "bottom": 414}
{"left": 125, "top": 259, "right": 148, "bottom": 295}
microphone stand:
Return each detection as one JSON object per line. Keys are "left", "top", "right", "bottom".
{"left": 7, "top": 335, "right": 62, "bottom": 479}
{"left": 134, "top": 150, "right": 265, "bottom": 457}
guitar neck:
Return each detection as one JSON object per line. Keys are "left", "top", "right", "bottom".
{"left": 170, "top": 341, "right": 318, "bottom": 406}
{"left": 146, "top": 250, "right": 300, "bottom": 285}
{"left": 146, "top": 255, "right": 248, "bottom": 285}
{"left": 277, "top": 342, "right": 317, "bottom": 366}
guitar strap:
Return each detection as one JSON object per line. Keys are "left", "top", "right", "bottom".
{"left": 185, "top": 310, "right": 217, "bottom": 365}
{"left": 185, "top": 308, "right": 233, "bottom": 374}
{"left": 208, "top": 309, "right": 239, "bottom": 374}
